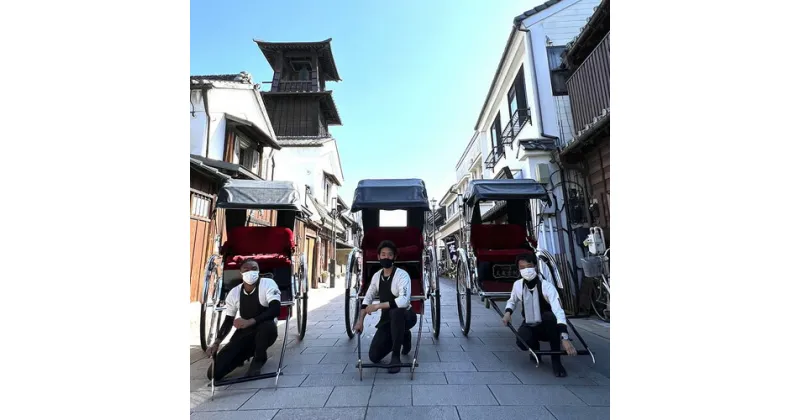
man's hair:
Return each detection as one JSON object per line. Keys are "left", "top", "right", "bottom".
{"left": 515, "top": 253, "right": 536, "bottom": 266}
{"left": 377, "top": 240, "right": 398, "bottom": 258}
{"left": 241, "top": 258, "right": 260, "bottom": 270}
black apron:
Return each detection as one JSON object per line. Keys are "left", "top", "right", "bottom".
{"left": 376, "top": 267, "right": 397, "bottom": 329}
{"left": 239, "top": 280, "right": 269, "bottom": 321}
{"left": 521, "top": 278, "right": 551, "bottom": 323}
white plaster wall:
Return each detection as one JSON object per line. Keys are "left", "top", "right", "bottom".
{"left": 189, "top": 85, "right": 277, "bottom": 162}
{"left": 523, "top": 0, "right": 601, "bottom": 139}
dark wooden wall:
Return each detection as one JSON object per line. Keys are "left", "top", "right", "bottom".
{"left": 264, "top": 96, "right": 321, "bottom": 137}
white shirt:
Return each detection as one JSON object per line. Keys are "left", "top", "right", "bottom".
{"left": 224, "top": 277, "right": 281, "bottom": 318}
{"left": 504, "top": 278, "right": 566, "bottom": 326}
{"left": 361, "top": 267, "right": 412, "bottom": 309}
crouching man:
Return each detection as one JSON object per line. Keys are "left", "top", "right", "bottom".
{"left": 354, "top": 240, "right": 416, "bottom": 374}
{"left": 205, "top": 259, "right": 281, "bottom": 380}
{"left": 503, "top": 253, "right": 577, "bottom": 377}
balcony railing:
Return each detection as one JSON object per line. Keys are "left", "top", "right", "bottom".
{"left": 565, "top": 34, "right": 610, "bottom": 132}
{"left": 484, "top": 147, "right": 504, "bottom": 170}
{"left": 501, "top": 108, "right": 531, "bottom": 146}
{"left": 272, "top": 80, "right": 318, "bottom": 93}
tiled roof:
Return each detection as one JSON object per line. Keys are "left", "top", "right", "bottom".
{"left": 190, "top": 72, "right": 254, "bottom": 84}
{"left": 254, "top": 38, "right": 341, "bottom": 82}
{"left": 513, "top": 0, "right": 563, "bottom": 25}
{"left": 519, "top": 138, "right": 558, "bottom": 151}
{"left": 275, "top": 137, "right": 332, "bottom": 147}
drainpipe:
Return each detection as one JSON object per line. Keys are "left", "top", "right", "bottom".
{"left": 201, "top": 85, "right": 212, "bottom": 158}
{"left": 518, "top": 22, "right": 582, "bottom": 303}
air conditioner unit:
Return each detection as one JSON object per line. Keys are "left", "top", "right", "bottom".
{"left": 535, "top": 163, "right": 551, "bottom": 184}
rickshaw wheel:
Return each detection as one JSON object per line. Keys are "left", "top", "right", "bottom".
{"left": 430, "top": 290, "right": 440, "bottom": 339}
{"left": 344, "top": 256, "right": 360, "bottom": 339}
{"left": 199, "top": 261, "right": 221, "bottom": 351}
{"left": 297, "top": 292, "right": 308, "bottom": 340}
{"left": 455, "top": 260, "right": 471, "bottom": 336}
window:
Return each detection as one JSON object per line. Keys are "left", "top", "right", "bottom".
{"left": 236, "top": 134, "right": 261, "bottom": 176}
{"left": 490, "top": 114, "right": 503, "bottom": 155}
{"left": 289, "top": 59, "right": 312, "bottom": 81}
{"left": 507, "top": 67, "right": 529, "bottom": 118}
{"left": 547, "top": 46, "right": 569, "bottom": 96}
{"left": 323, "top": 180, "right": 331, "bottom": 204}
{"left": 190, "top": 191, "right": 212, "bottom": 219}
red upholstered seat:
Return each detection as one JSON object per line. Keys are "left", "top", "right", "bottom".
{"left": 362, "top": 227, "right": 423, "bottom": 261}
{"left": 222, "top": 227, "right": 295, "bottom": 271}
{"left": 470, "top": 224, "right": 530, "bottom": 264}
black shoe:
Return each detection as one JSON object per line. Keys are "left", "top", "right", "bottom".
{"left": 388, "top": 355, "right": 402, "bottom": 374}
{"left": 246, "top": 358, "right": 266, "bottom": 377}
{"left": 401, "top": 331, "right": 412, "bottom": 355}
{"left": 552, "top": 361, "right": 568, "bottom": 378}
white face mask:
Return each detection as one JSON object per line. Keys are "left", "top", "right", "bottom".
{"left": 519, "top": 267, "right": 538, "bottom": 280}
{"left": 242, "top": 270, "right": 260, "bottom": 285}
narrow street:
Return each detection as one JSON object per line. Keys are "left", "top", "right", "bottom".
{"left": 190, "top": 277, "right": 610, "bottom": 419}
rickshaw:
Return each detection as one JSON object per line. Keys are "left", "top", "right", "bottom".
{"left": 453, "top": 179, "right": 595, "bottom": 367}
{"left": 198, "top": 179, "right": 309, "bottom": 393}
{"left": 343, "top": 178, "right": 440, "bottom": 379}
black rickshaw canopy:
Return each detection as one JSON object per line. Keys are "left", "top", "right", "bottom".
{"left": 216, "top": 179, "right": 302, "bottom": 211}
{"left": 350, "top": 178, "right": 430, "bottom": 212}
{"left": 463, "top": 179, "right": 550, "bottom": 207}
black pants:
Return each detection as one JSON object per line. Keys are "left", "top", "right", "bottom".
{"left": 368, "top": 308, "right": 417, "bottom": 363}
{"left": 516, "top": 311, "right": 562, "bottom": 364}
{"left": 207, "top": 320, "right": 278, "bottom": 380}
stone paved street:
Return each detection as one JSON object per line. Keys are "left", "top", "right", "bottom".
{"left": 190, "top": 277, "right": 610, "bottom": 419}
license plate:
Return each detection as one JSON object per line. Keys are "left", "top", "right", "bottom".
{"left": 492, "top": 264, "right": 519, "bottom": 279}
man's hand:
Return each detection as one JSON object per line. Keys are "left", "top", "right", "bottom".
{"left": 502, "top": 313, "right": 512, "bottom": 326}
{"left": 562, "top": 339, "right": 577, "bottom": 356}
{"left": 233, "top": 318, "right": 256, "bottom": 329}
{"left": 206, "top": 342, "right": 219, "bottom": 358}
{"left": 354, "top": 319, "right": 363, "bottom": 334}
{"left": 365, "top": 304, "right": 382, "bottom": 314}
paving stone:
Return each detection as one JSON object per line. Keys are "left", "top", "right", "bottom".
{"left": 190, "top": 389, "right": 258, "bottom": 412}
{"left": 460, "top": 343, "right": 521, "bottom": 352}
{"left": 374, "top": 372, "right": 447, "bottom": 385}
{"left": 325, "top": 386, "right": 373, "bottom": 407}
{"left": 301, "top": 346, "right": 355, "bottom": 354}
{"left": 226, "top": 374, "right": 307, "bottom": 390}
{"left": 565, "top": 386, "right": 610, "bottom": 406}
{"left": 190, "top": 410, "right": 278, "bottom": 420}
{"left": 282, "top": 353, "right": 325, "bottom": 365}
{"left": 445, "top": 372, "right": 521, "bottom": 385}
{"left": 300, "top": 372, "right": 375, "bottom": 387}
{"left": 457, "top": 406, "right": 556, "bottom": 420}
{"left": 300, "top": 338, "right": 339, "bottom": 346}
{"left": 414, "top": 362, "right": 477, "bottom": 372}
{"left": 320, "top": 352, "right": 361, "bottom": 364}
{"left": 489, "top": 385, "right": 586, "bottom": 406}
{"left": 365, "top": 406, "right": 459, "bottom": 420}
{"left": 281, "top": 363, "right": 346, "bottom": 375}
{"left": 412, "top": 385, "right": 498, "bottom": 406}
{"left": 437, "top": 351, "right": 502, "bottom": 363}
{"left": 369, "top": 384, "right": 411, "bottom": 406}
{"left": 270, "top": 407, "right": 366, "bottom": 420}
{"left": 239, "top": 386, "right": 334, "bottom": 410}
{"left": 513, "top": 368, "right": 599, "bottom": 386}
{"left": 545, "top": 405, "right": 610, "bottom": 420}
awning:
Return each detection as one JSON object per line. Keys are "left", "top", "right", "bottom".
{"left": 225, "top": 113, "right": 280, "bottom": 150}
{"left": 189, "top": 154, "right": 262, "bottom": 180}
{"left": 311, "top": 198, "right": 345, "bottom": 234}
{"left": 190, "top": 157, "right": 231, "bottom": 183}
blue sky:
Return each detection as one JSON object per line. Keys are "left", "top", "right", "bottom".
{"left": 191, "top": 0, "right": 539, "bottom": 210}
